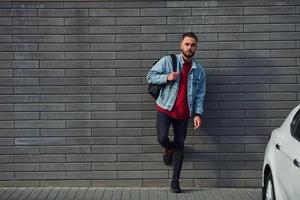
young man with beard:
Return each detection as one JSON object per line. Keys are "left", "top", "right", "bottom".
{"left": 147, "top": 32, "right": 206, "bottom": 193}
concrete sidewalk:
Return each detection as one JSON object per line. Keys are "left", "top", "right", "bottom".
{"left": 0, "top": 187, "right": 261, "bottom": 200}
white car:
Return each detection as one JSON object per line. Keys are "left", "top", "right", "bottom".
{"left": 262, "top": 104, "right": 300, "bottom": 200}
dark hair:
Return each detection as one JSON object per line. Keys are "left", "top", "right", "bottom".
{"left": 181, "top": 32, "right": 198, "bottom": 42}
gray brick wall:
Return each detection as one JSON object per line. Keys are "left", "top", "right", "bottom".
{"left": 0, "top": 0, "right": 299, "bottom": 187}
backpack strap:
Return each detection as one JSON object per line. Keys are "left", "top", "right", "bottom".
{"left": 170, "top": 54, "right": 177, "bottom": 72}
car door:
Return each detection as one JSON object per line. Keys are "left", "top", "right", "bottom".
{"left": 290, "top": 109, "right": 300, "bottom": 199}
{"left": 273, "top": 127, "right": 293, "bottom": 198}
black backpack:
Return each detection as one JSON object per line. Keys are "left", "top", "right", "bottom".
{"left": 148, "top": 54, "right": 177, "bottom": 99}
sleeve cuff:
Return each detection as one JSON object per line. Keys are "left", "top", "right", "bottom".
{"left": 194, "top": 113, "right": 202, "bottom": 118}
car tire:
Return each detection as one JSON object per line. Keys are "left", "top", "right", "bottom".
{"left": 262, "top": 172, "right": 276, "bottom": 200}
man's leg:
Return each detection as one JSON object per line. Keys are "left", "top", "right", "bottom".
{"left": 156, "top": 112, "right": 174, "bottom": 165}
{"left": 156, "top": 111, "right": 173, "bottom": 149}
{"left": 170, "top": 118, "right": 188, "bottom": 192}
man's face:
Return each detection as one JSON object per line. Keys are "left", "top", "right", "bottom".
{"left": 180, "top": 36, "right": 197, "bottom": 59}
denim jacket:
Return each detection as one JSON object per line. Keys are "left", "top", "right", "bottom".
{"left": 147, "top": 54, "right": 206, "bottom": 117}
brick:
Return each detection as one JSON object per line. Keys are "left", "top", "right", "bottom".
{"left": 15, "top": 137, "right": 65, "bottom": 146}
{"left": 116, "top": 34, "right": 166, "bottom": 43}
{"left": 65, "top": 69, "right": 115, "bottom": 77}
{"left": 66, "top": 103, "right": 116, "bottom": 111}
{"left": 244, "top": 6, "right": 295, "bottom": 15}
{"left": 41, "top": 112, "right": 90, "bottom": 120}
{"left": 194, "top": 144, "right": 244, "bottom": 153}
{"left": 220, "top": 136, "right": 268, "bottom": 144}
{"left": 194, "top": 162, "right": 244, "bottom": 170}
{"left": 220, "top": 16, "right": 269, "bottom": 24}
{"left": 13, "top": 17, "right": 64, "bottom": 25}
{"left": 193, "top": 25, "right": 243, "bottom": 33}
{"left": 193, "top": 7, "right": 243, "bottom": 15}
{"left": 118, "top": 170, "right": 167, "bottom": 179}
{"left": 14, "top": 69, "right": 64, "bottom": 77}
{"left": 13, "top": 61, "right": 39, "bottom": 68}
{"left": 41, "top": 129, "right": 91, "bottom": 137}
{"left": 244, "top": 41, "right": 295, "bottom": 49}
{"left": 39, "top": 43, "right": 89, "bottom": 52}
{"left": 92, "top": 180, "right": 142, "bottom": 187}
{"left": 0, "top": 146, "right": 40, "bottom": 155}
{"left": 219, "top": 50, "right": 270, "bottom": 58}
{"left": 65, "top": 17, "right": 115, "bottom": 25}
{"left": 40, "top": 180, "right": 89, "bottom": 187}
{"left": 40, "top": 163, "right": 90, "bottom": 171}
{"left": 0, "top": 112, "right": 39, "bottom": 120}
{"left": 38, "top": 26, "right": 90, "bottom": 34}
{"left": 219, "top": 33, "right": 269, "bottom": 41}
{"left": 0, "top": 121, "right": 13, "bottom": 128}
{"left": 0, "top": 78, "right": 39, "bottom": 86}
{"left": 65, "top": 137, "right": 116, "bottom": 145}
{"left": 40, "top": 78, "right": 90, "bottom": 86}
{"left": 0, "top": 172, "right": 14, "bottom": 180}
{"left": 245, "top": 93, "right": 296, "bottom": 101}
{"left": 13, "top": 44, "right": 38, "bottom": 51}
{"left": 92, "top": 162, "right": 142, "bottom": 171}
{"left": 271, "top": 15, "right": 300, "bottom": 23}
{"left": 118, "top": 153, "right": 161, "bottom": 162}
{"left": 67, "top": 171, "right": 117, "bottom": 180}
{"left": 12, "top": 2, "right": 63, "bottom": 8}
{"left": 0, "top": 164, "right": 39, "bottom": 172}
{"left": 13, "top": 35, "right": 64, "bottom": 43}
{"left": 219, "top": 153, "right": 264, "bottom": 161}
{"left": 220, "top": 170, "right": 261, "bottom": 178}
{"left": 245, "top": 144, "right": 266, "bottom": 152}
{"left": 66, "top": 154, "right": 116, "bottom": 162}
{"left": 244, "top": 24, "right": 295, "bottom": 32}
{"left": 9, "top": 9, "right": 37, "bottom": 17}
{"left": 91, "top": 43, "right": 140, "bottom": 52}
{"left": 38, "top": 9, "right": 88, "bottom": 17}
{"left": 90, "top": 9, "right": 140, "bottom": 16}
{"left": 0, "top": 129, "right": 39, "bottom": 137}
{"left": 116, "top": 1, "right": 166, "bottom": 8}
{"left": 14, "top": 103, "right": 65, "bottom": 111}
{"left": 142, "top": 8, "right": 191, "bottom": 16}
{"left": 271, "top": 84, "right": 300, "bottom": 92}
{"left": 0, "top": 104, "right": 14, "bottom": 112}
{"left": 92, "top": 111, "right": 141, "bottom": 120}
{"left": 245, "top": 75, "right": 296, "bottom": 84}
{"left": 41, "top": 145, "right": 91, "bottom": 154}
{"left": 92, "top": 128, "right": 142, "bottom": 136}
{"left": 271, "top": 49, "right": 300, "bottom": 57}
{"left": 14, "top": 155, "right": 65, "bottom": 163}
{"left": 142, "top": 25, "right": 191, "bottom": 33}
{"left": 65, "top": 52, "right": 116, "bottom": 60}
{"left": 66, "top": 120, "right": 116, "bottom": 128}
{"left": 40, "top": 61, "right": 90, "bottom": 69}
{"left": 116, "top": 17, "right": 166, "bottom": 25}
{"left": 15, "top": 172, "right": 66, "bottom": 180}
{"left": 41, "top": 87, "right": 84, "bottom": 98}
{"left": 15, "top": 120, "right": 65, "bottom": 129}
{"left": 14, "top": 52, "right": 64, "bottom": 60}
{"left": 0, "top": 36, "right": 12, "bottom": 43}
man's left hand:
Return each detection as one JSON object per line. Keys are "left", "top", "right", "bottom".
{"left": 194, "top": 115, "right": 202, "bottom": 129}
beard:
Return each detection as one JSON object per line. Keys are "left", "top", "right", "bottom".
{"left": 182, "top": 50, "right": 195, "bottom": 58}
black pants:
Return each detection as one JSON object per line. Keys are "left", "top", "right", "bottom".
{"left": 156, "top": 111, "right": 188, "bottom": 179}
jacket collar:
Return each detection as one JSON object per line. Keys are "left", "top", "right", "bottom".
{"left": 179, "top": 53, "right": 197, "bottom": 69}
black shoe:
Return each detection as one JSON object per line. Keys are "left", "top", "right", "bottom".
{"left": 163, "top": 149, "right": 174, "bottom": 166}
{"left": 170, "top": 179, "right": 182, "bottom": 193}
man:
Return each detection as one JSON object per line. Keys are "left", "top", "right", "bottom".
{"left": 147, "top": 32, "right": 206, "bottom": 193}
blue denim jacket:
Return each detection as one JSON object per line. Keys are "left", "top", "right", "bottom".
{"left": 147, "top": 54, "right": 206, "bottom": 117}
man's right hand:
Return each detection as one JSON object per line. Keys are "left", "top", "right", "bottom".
{"left": 167, "top": 72, "right": 179, "bottom": 81}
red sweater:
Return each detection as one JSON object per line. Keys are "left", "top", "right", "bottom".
{"left": 157, "top": 62, "right": 191, "bottom": 119}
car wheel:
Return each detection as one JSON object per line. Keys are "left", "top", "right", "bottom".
{"left": 263, "top": 172, "right": 276, "bottom": 200}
